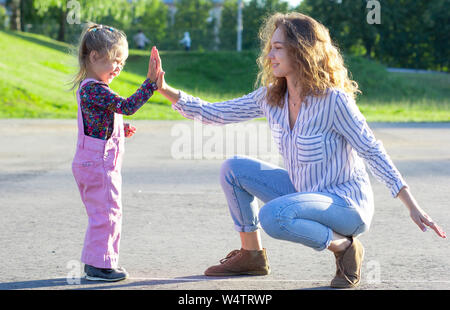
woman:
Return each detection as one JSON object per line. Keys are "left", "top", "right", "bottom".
{"left": 152, "top": 12, "right": 446, "bottom": 288}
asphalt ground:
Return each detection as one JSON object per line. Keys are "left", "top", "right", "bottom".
{"left": 0, "top": 119, "right": 449, "bottom": 291}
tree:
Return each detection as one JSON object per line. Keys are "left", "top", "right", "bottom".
{"left": 33, "top": 0, "right": 68, "bottom": 41}
{"left": 300, "top": 0, "right": 448, "bottom": 71}
{"left": 426, "top": 0, "right": 450, "bottom": 71}
{"left": 300, "top": 0, "right": 375, "bottom": 55}
{"left": 242, "top": 0, "right": 289, "bottom": 50}
{"left": 219, "top": 0, "right": 238, "bottom": 50}
{"left": 373, "top": 0, "right": 448, "bottom": 70}
{"left": 7, "top": 0, "right": 22, "bottom": 31}
{"left": 26, "top": 0, "right": 167, "bottom": 48}
{"left": 33, "top": 0, "right": 134, "bottom": 42}
{"left": 173, "top": 0, "right": 213, "bottom": 50}
{"left": 0, "top": 5, "right": 6, "bottom": 29}
{"left": 124, "top": 0, "right": 168, "bottom": 48}
{"left": 219, "top": 0, "right": 289, "bottom": 51}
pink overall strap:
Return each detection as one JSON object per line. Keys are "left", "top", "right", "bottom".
{"left": 76, "top": 78, "right": 106, "bottom": 152}
{"left": 76, "top": 78, "right": 100, "bottom": 136}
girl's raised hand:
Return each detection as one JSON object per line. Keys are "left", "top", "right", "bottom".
{"left": 153, "top": 48, "right": 166, "bottom": 91}
{"left": 147, "top": 46, "right": 159, "bottom": 82}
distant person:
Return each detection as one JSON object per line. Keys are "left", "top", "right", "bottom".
{"left": 150, "top": 12, "right": 446, "bottom": 288}
{"left": 133, "top": 29, "right": 150, "bottom": 50}
{"left": 179, "top": 31, "right": 191, "bottom": 51}
{"left": 70, "top": 23, "right": 159, "bottom": 282}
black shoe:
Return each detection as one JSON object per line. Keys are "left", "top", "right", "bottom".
{"left": 84, "top": 264, "right": 129, "bottom": 282}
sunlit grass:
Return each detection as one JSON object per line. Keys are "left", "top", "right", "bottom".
{"left": 1, "top": 30, "right": 449, "bottom": 122}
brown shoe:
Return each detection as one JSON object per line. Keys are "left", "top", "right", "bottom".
{"left": 204, "top": 248, "right": 270, "bottom": 276}
{"left": 330, "top": 237, "right": 364, "bottom": 288}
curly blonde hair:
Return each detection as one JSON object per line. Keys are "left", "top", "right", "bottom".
{"left": 256, "top": 12, "right": 360, "bottom": 107}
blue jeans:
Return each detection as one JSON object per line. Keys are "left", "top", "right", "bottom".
{"left": 220, "top": 156, "right": 368, "bottom": 251}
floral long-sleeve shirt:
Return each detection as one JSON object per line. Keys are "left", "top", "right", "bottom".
{"left": 79, "top": 79, "right": 157, "bottom": 140}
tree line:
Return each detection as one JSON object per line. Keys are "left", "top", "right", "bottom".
{"left": 301, "top": 0, "right": 449, "bottom": 72}
{"left": 1, "top": 0, "right": 448, "bottom": 71}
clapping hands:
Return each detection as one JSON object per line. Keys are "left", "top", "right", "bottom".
{"left": 150, "top": 46, "right": 166, "bottom": 91}
{"left": 147, "top": 46, "right": 180, "bottom": 104}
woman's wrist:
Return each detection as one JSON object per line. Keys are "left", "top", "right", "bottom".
{"left": 398, "top": 186, "right": 418, "bottom": 212}
{"left": 158, "top": 83, "right": 180, "bottom": 104}
{"left": 158, "top": 82, "right": 170, "bottom": 94}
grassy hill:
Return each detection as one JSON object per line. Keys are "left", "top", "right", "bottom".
{"left": 1, "top": 30, "right": 449, "bottom": 122}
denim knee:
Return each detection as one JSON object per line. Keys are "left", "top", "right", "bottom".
{"left": 258, "top": 204, "right": 283, "bottom": 240}
{"left": 352, "top": 221, "right": 369, "bottom": 237}
{"left": 220, "top": 156, "right": 242, "bottom": 184}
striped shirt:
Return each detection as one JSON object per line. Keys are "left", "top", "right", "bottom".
{"left": 172, "top": 87, "right": 408, "bottom": 223}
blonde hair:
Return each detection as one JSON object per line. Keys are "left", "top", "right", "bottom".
{"left": 256, "top": 12, "right": 360, "bottom": 107}
{"left": 70, "top": 23, "right": 128, "bottom": 91}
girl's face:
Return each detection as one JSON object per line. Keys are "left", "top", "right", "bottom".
{"left": 267, "top": 27, "right": 295, "bottom": 79}
{"left": 88, "top": 49, "right": 128, "bottom": 84}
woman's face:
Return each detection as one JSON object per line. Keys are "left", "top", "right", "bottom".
{"left": 267, "top": 27, "right": 295, "bottom": 79}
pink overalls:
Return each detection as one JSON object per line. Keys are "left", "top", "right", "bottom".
{"left": 72, "top": 78, "right": 125, "bottom": 269}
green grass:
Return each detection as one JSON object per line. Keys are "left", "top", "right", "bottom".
{"left": 1, "top": 30, "right": 449, "bottom": 122}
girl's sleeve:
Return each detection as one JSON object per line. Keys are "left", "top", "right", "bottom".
{"left": 81, "top": 79, "right": 157, "bottom": 115}
{"left": 332, "top": 91, "right": 408, "bottom": 198}
{"left": 171, "top": 87, "right": 267, "bottom": 125}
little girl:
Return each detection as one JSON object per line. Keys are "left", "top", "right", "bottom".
{"left": 71, "top": 23, "right": 158, "bottom": 282}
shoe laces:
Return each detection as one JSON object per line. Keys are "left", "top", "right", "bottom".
{"left": 219, "top": 249, "right": 241, "bottom": 264}
{"left": 336, "top": 255, "right": 354, "bottom": 285}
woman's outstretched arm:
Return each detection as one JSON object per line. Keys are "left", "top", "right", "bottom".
{"left": 157, "top": 73, "right": 181, "bottom": 104}
{"left": 152, "top": 48, "right": 265, "bottom": 125}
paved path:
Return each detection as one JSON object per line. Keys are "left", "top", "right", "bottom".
{"left": 0, "top": 120, "right": 449, "bottom": 290}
